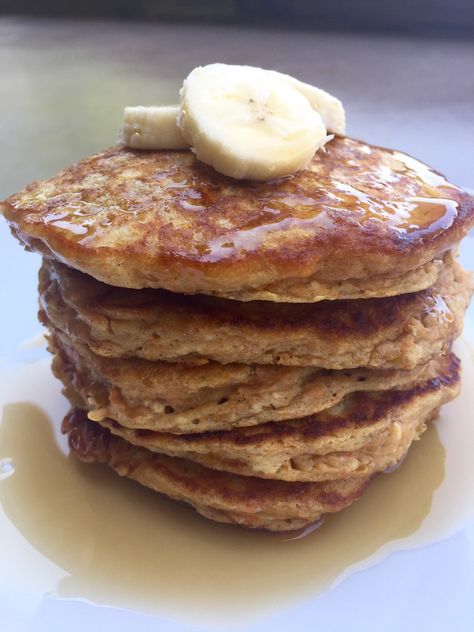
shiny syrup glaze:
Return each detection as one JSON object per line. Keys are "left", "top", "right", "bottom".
{"left": 24, "top": 139, "right": 462, "bottom": 264}
{"left": 197, "top": 148, "right": 460, "bottom": 262}
{"left": 423, "top": 294, "right": 455, "bottom": 326}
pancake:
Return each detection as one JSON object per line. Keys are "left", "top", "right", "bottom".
{"left": 3, "top": 137, "right": 473, "bottom": 300}
{"left": 72, "top": 353, "right": 460, "bottom": 482}
{"left": 39, "top": 256, "right": 472, "bottom": 369}
{"left": 48, "top": 325, "right": 453, "bottom": 434}
{"left": 63, "top": 408, "right": 374, "bottom": 531}
{"left": 220, "top": 258, "right": 444, "bottom": 302}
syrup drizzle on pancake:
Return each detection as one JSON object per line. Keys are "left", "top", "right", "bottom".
{"left": 11, "top": 138, "right": 463, "bottom": 260}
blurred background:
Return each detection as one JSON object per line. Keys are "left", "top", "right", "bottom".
{"left": 1, "top": 0, "right": 473, "bottom": 191}
{"left": 2, "top": 0, "right": 474, "bottom": 36}
{"left": 0, "top": 0, "right": 473, "bottom": 356}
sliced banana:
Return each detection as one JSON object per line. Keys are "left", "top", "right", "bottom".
{"left": 178, "top": 63, "right": 328, "bottom": 180}
{"left": 268, "top": 70, "right": 345, "bottom": 135}
{"left": 120, "top": 105, "right": 188, "bottom": 150}
{"left": 119, "top": 65, "right": 345, "bottom": 181}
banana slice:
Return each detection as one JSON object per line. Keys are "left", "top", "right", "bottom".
{"left": 120, "top": 105, "right": 188, "bottom": 150}
{"left": 178, "top": 64, "right": 328, "bottom": 181}
{"left": 268, "top": 70, "right": 345, "bottom": 135}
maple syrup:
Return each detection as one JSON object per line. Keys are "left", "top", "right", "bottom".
{"left": 0, "top": 337, "right": 473, "bottom": 626}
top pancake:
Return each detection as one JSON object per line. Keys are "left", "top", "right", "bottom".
{"left": 2, "top": 137, "right": 473, "bottom": 299}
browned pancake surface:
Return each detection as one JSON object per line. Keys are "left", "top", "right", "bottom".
{"left": 63, "top": 409, "right": 373, "bottom": 531}
{"left": 3, "top": 137, "right": 473, "bottom": 295}
{"left": 85, "top": 353, "right": 460, "bottom": 482}
{"left": 47, "top": 324, "right": 449, "bottom": 434}
{"left": 39, "top": 256, "right": 472, "bottom": 369}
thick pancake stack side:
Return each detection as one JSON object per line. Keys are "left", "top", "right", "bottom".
{"left": 2, "top": 138, "right": 473, "bottom": 531}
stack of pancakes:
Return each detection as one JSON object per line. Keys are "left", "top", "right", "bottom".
{"left": 2, "top": 136, "right": 473, "bottom": 531}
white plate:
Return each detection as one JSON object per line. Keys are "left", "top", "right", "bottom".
{"left": 1, "top": 19, "right": 474, "bottom": 631}
{"left": 1, "top": 270, "right": 474, "bottom": 632}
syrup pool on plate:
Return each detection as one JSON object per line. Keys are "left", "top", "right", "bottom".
{"left": 0, "top": 338, "right": 473, "bottom": 628}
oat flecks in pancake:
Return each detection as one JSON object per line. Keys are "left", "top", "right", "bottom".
{"left": 214, "top": 257, "right": 444, "bottom": 302}
{"left": 39, "top": 256, "right": 472, "bottom": 369}
{"left": 48, "top": 325, "right": 453, "bottom": 434}
{"left": 3, "top": 137, "right": 474, "bottom": 297}
{"left": 63, "top": 409, "right": 373, "bottom": 531}
{"left": 74, "top": 354, "right": 460, "bottom": 482}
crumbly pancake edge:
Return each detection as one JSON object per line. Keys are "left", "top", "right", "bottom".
{"left": 83, "top": 354, "right": 460, "bottom": 481}
{"left": 39, "top": 256, "right": 472, "bottom": 369}
{"left": 46, "top": 316, "right": 455, "bottom": 433}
